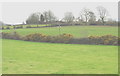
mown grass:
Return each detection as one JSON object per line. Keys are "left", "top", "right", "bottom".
{"left": 0, "top": 39, "right": 2, "bottom": 75}
{"left": 2, "top": 26, "right": 118, "bottom": 38}
{"left": 2, "top": 39, "right": 118, "bottom": 74}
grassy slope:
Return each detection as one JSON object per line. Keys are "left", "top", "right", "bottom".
{"left": 0, "top": 39, "right": 1, "bottom": 74}
{"left": 2, "top": 26, "right": 118, "bottom": 38}
{"left": 2, "top": 39, "right": 118, "bottom": 74}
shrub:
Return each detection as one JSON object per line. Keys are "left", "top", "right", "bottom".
{"left": 2, "top": 27, "right": 4, "bottom": 30}
{"left": 1, "top": 31, "right": 119, "bottom": 46}
{"left": 15, "top": 26, "right": 23, "bottom": 29}
{"left": 50, "top": 33, "right": 73, "bottom": 43}
{"left": 1, "top": 32, "right": 11, "bottom": 39}
{"left": 88, "top": 35, "right": 118, "bottom": 45}
{"left": 23, "top": 33, "right": 48, "bottom": 42}
{"left": 69, "top": 38, "right": 95, "bottom": 44}
{"left": 26, "top": 26, "right": 31, "bottom": 28}
{"left": 23, "top": 33, "right": 73, "bottom": 43}
{"left": 6, "top": 27, "right": 10, "bottom": 29}
{"left": 2, "top": 32, "right": 21, "bottom": 40}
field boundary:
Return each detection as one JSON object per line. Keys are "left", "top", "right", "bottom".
{"left": 1, "top": 32, "right": 119, "bottom": 46}
{"left": 1, "top": 24, "right": 118, "bottom": 30}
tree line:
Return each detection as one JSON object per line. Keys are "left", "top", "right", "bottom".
{"left": 26, "top": 6, "right": 117, "bottom": 26}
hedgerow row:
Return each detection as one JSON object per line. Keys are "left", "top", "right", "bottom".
{"left": 1, "top": 32, "right": 119, "bottom": 45}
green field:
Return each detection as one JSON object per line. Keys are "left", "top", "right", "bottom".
{"left": 2, "top": 26, "right": 118, "bottom": 38}
{"left": 2, "top": 25, "right": 118, "bottom": 74}
{"left": 2, "top": 39, "right": 118, "bottom": 74}
{"left": 2, "top": 24, "right": 50, "bottom": 29}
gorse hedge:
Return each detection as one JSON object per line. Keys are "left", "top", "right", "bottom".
{"left": 1, "top": 32, "right": 21, "bottom": 40}
{"left": 1, "top": 32, "right": 119, "bottom": 45}
{"left": 23, "top": 33, "right": 48, "bottom": 42}
{"left": 88, "top": 35, "right": 119, "bottom": 45}
{"left": 23, "top": 33, "right": 73, "bottom": 43}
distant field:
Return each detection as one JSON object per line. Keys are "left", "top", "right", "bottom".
{"left": 2, "top": 26, "right": 118, "bottom": 38}
{"left": 2, "top": 24, "right": 50, "bottom": 29}
{"left": 2, "top": 39, "right": 118, "bottom": 74}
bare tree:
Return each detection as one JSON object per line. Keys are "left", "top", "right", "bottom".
{"left": 78, "top": 11, "right": 84, "bottom": 22}
{"left": 96, "top": 6, "right": 108, "bottom": 25}
{"left": 48, "top": 10, "right": 57, "bottom": 22}
{"left": 88, "top": 11, "right": 96, "bottom": 24}
{"left": 43, "top": 11, "right": 48, "bottom": 22}
{"left": 63, "top": 12, "right": 75, "bottom": 23}
{"left": 35, "top": 12, "right": 41, "bottom": 22}
{"left": 80, "top": 8, "right": 96, "bottom": 25}
{"left": 40, "top": 14, "right": 45, "bottom": 22}
{"left": 82, "top": 8, "right": 91, "bottom": 24}
{"left": 43, "top": 10, "right": 57, "bottom": 23}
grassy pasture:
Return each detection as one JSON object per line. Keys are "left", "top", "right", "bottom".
{"left": 2, "top": 25, "right": 118, "bottom": 74}
{"left": 2, "top": 26, "right": 118, "bottom": 38}
{"left": 2, "top": 39, "right": 118, "bottom": 74}
{"left": 2, "top": 24, "right": 50, "bottom": 29}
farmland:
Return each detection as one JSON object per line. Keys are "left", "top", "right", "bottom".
{"left": 2, "top": 25, "right": 118, "bottom": 38}
{"left": 2, "top": 39, "right": 118, "bottom": 74}
{"left": 2, "top": 24, "right": 50, "bottom": 29}
{"left": 1, "top": 2, "right": 119, "bottom": 74}
{"left": 2, "top": 25, "right": 119, "bottom": 74}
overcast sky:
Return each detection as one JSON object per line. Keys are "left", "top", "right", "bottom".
{"left": 1, "top": 2, "right": 118, "bottom": 24}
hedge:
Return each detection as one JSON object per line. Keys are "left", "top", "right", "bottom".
{"left": 1, "top": 32, "right": 119, "bottom": 45}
